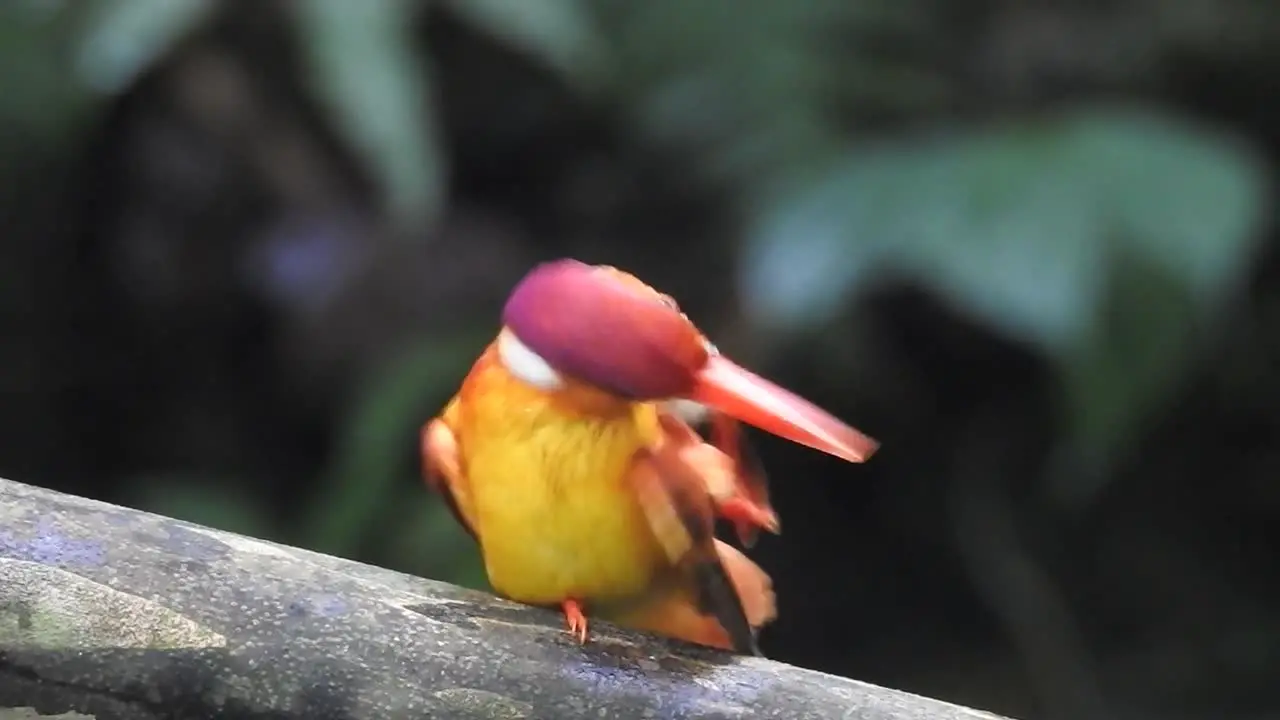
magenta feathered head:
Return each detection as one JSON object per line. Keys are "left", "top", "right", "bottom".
{"left": 500, "top": 259, "right": 710, "bottom": 399}
{"left": 497, "top": 258, "right": 880, "bottom": 464}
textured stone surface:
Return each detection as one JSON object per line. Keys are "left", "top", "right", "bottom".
{"left": 0, "top": 476, "right": 1013, "bottom": 719}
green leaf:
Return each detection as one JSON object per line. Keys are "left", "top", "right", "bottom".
{"left": 444, "top": 0, "right": 605, "bottom": 89}
{"left": 74, "top": 0, "right": 212, "bottom": 94}
{"left": 294, "top": 0, "right": 445, "bottom": 231}
{"left": 743, "top": 106, "right": 1266, "bottom": 353}
{"left": 742, "top": 105, "right": 1267, "bottom": 458}
{"left": 1064, "top": 109, "right": 1267, "bottom": 305}
{"left": 743, "top": 121, "right": 1108, "bottom": 352}
{"left": 301, "top": 333, "right": 489, "bottom": 557}
{"left": 1056, "top": 253, "right": 1200, "bottom": 500}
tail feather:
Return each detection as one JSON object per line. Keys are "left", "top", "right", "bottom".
{"left": 714, "top": 539, "right": 776, "bottom": 630}
{"left": 690, "top": 551, "right": 760, "bottom": 655}
{"left": 610, "top": 540, "right": 775, "bottom": 656}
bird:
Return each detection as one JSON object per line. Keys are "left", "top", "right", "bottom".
{"left": 420, "top": 258, "right": 878, "bottom": 655}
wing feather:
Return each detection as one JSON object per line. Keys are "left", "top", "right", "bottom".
{"left": 655, "top": 411, "right": 780, "bottom": 546}
{"left": 421, "top": 397, "right": 479, "bottom": 541}
{"left": 709, "top": 414, "right": 776, "bottom": 546}
{"left": 626, "top": 416, "right": 773, "bottom": 655}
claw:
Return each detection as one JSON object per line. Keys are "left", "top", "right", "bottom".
{"left": 562, "top": 598, "right": 589, "bottom": 644}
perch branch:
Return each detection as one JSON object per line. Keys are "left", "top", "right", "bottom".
{"left": 0, "top": 477, "right": 1013, "bottom": 720}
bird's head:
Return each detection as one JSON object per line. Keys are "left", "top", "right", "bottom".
{"left": 498, "top": 258, "right": 878, "bottom": 463}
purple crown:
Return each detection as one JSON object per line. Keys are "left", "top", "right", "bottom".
{"left": 501, "top": 259, "right": 706, "bottom": 399}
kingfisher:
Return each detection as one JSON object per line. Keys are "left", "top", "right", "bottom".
{"left": 421, "top": 259, "right": 878, "bottom": 654}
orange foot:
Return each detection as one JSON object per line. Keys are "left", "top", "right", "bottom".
{"left": 562, "top": 598, "right": 589, "bottom": 644}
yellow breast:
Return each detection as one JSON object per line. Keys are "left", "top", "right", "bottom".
{"left": 455, "top": 354, "right": 670, "bottom": 607}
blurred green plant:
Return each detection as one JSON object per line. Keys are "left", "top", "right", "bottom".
{"left": 294, "top": 0, "right": 445, "bottom": 230}
{"left": 602, "top": 0, "right": 945, "bottom": 189}
{"left": 75, "top": 0, "right": 213, "bottom": 94}
{"left": 10, "top": 0, "right": 1270, "bottom": 583}
{"left": 739, "top": 107, "right": 1267, "bottom": 498}
{"left": 301, "top": 332, "right": 491, "bottom": 583}
{"left": 5, "top": 0, "right": 604, "bottom": 591}
{"left": 595, "top": 0, "right": 1271, "bottom": 503}
{"left": 58, "top": 0, "right": 604, "bottom": 232}
{"left": 442, "top": 0, "right": 605, "bottom": 91}
{"left": 0, "top": 0, "right": 98, "bottom": 149}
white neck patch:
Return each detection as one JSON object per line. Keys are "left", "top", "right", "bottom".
{"left": 497, "top": 328, "right": 565, "bottom": 391}
{"left": 663, "top": 398, "right": 711, "bottom": 425}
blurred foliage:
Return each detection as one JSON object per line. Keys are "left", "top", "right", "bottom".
{"left": 301, "top": 333, "right": 491, "bottom": 567}
{"left": 295, "top": 0, "right": 446, "bottom": 228}
{"left": 1, "top": 1, "right": 1277, "bottom": 719}
{"left": 75, "top": 0, "right": 213, "bottom": 94}
{"left": 745, "top": 108, "right": 1266, "bottom": 472}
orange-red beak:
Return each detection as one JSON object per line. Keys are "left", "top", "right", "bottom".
{"left": 687, "top": 355, "right": 879, "bottom": 464}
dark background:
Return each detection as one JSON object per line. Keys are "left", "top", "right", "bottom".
{"left": 2, "top": 2, "right": 1277, "bottom": 719}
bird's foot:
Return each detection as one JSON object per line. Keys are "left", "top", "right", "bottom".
{"left": 562, "top": 598, "right": 589, "bottom": 644}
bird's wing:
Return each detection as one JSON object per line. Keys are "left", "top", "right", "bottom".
{"left": 421, "top": 396, "right": 480, "bottom": 541}
{"left": 609, "top": 537, "right": 775, "bottom": 654}
{"left": 655, "top": 411, "right": 780, "bottom": 547}
{"left": 625, "top": 416, "right": 776, "bottom": 655}
{"left": 707, "top": 413, "right": 776, "bottom": 547}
